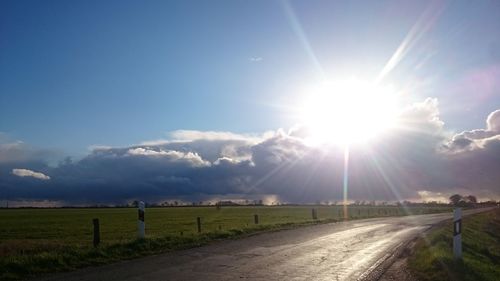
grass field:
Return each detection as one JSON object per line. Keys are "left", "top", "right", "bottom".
{"left": 0, "top": 205, "right": 451, "bottom": 280}
{"left": 408, "top": 208, "right": 500, "bottom": 281}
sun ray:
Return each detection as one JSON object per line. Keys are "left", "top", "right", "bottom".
{"left": 376, "top": 1, "right": 446, "bottom": 83}
{"left": 282, "top": 0, "right": 326, "bottom": 80}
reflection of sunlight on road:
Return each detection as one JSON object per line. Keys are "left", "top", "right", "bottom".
{"left": 240, "top": 223, "right": 426, "bottom": 281}
{"left": 248, "top": 224, "right": 388, "bottom": 256}
{"left": 254, "top": 224, "right": 389, "bottom": 280}
{"left": 341, "top": 226, "right": 424, "bottom": 280}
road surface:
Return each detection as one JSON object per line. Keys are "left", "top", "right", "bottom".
{"left": 39, "top": 208, "right": 492, "bottom": 281}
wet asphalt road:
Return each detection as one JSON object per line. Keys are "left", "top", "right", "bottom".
{"left": 39, "top": 208, "right": 493, "bottom": 281}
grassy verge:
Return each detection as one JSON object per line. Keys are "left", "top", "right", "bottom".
{"left": 0, "top": 206, "right": 451, "bottom": 280}
{"left": 408, "top": 208, "right": 500, "bottom": 281}
{"left": 1, "top": 219, "right": 332, "bottom": 280}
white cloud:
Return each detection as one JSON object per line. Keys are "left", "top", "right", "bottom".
{"left": 487, "top": 109, "right": 500, "bottom": 132}
{"left": 249, "top": 57, "right": 263, "bottom": 62}
{"left": 398, "top": 97, "right": 444, "bottom": 134}
{"left": 445, "top": 109, "right": 500, "bottom": 153}
{"left": 169, "top": 130, "right": 264, "bottom": 143}
{"left": 127, "top": 147, "right": 211, "bottom": 167}
{"left": 127, "top": 147, "right": 169, "bottom": 156}
{"left": 12, "top": 168, "right": 50, "bottom": 180}
{"left": 214, "top": 156, "right": 242, "bottom": 165}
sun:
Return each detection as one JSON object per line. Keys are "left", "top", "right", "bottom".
{"left": 300, "top": 78, "right": 400, "bottom": 146}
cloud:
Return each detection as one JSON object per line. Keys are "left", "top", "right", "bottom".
{"left": 439, "top": 109, "right": 500, "bottom": 199}
{"left": 487, "top": 109, "right": 500, "bottom": 132}
{"left": 249, "top": 57, "right": 263, "bottom": 62}
{"left": 169, "top": 130, "right": 264, "bottom": 143}
{"left": 126, "top": 147, "right": 211, "bottom": 167}
{"left": 88, "top": 145, "right": 113, "bottom": 152}
{"left": 0, "top": 135, "right": 60, "bottom": 164}
{"left": 12, "top": 169, "right": 50, "bottom": 180}
{"left": 1, "top": 102, "right": 500, "bottom": 204}
{"left": 444, "top": 109, "right": 500, "bottom": 152}
{"left": 398, "top": 97, "right": 444, "bottom": 134}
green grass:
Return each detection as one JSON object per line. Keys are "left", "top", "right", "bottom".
{"left": 408, "top": 208, "right": 500, "bottom": 281}
{"left": 0, "top": 205, "right": 450, "bottom": 280}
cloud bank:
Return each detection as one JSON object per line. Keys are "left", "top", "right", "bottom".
{"left": 1, "top": 100, "right": 499, "bottom": 205}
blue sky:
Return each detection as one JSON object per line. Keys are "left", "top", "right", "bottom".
{"left": 1, "top": 0, "right": 499, "bottom": 156}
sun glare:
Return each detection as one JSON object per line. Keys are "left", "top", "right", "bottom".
{"left": 301, "top": 78, "right": 399, "bottom": 146}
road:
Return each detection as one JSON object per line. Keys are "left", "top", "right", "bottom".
{"left": 40, "top": 208, "right": 492, "bottom": 281}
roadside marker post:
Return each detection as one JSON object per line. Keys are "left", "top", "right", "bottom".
{"left": 453, "top": 208, "right": 462, "bottom": 259}
{"left": 138, "top": 201, "right": 145, "bottom": 239}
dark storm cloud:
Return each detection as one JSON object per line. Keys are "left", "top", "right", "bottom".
{"left": 1, "top": 102, "right": 500, "bottom": 204}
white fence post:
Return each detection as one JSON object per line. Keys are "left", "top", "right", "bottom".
{"left": 453, "top": 208, "right": 462, "bottom": 259}
{"left": 138, "top": 201, "right": 145, "bottom": 238}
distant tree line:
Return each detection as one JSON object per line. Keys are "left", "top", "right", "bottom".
{"left": 3, "top": 196, "right": 498, "bottom": 209}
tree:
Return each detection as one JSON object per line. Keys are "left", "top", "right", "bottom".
{"left": 449, "top": 194, "right": 462, "bottom": 206}
{"left": 465, "top": 195, "right": 477, "bottom": 204}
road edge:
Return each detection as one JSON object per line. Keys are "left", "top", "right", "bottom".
{"left": 358, "top": 231, "right": 422, "bottom": 281}
{"left": 365, "top": 207, "right": 497, "bottom": 281}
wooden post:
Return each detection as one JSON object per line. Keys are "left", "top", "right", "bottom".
{"left": 254, "top": 214, "right": 259, "bottom": 224}
{"left": 92, "top": 218, "right": 100, "bottom": 247}
{"left": 197, "top": 217, "right": 202, "bottom": 233}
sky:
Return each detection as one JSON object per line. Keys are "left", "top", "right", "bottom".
{"left": 1, "top": 0, "right": 500, "bottom": 205}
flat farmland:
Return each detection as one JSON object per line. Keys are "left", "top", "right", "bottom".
{"left": 0, "top": 205, "right": 451, "bottom": 280}
{"left": 0, "top": 206, "right": 451, "bottom": 244}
